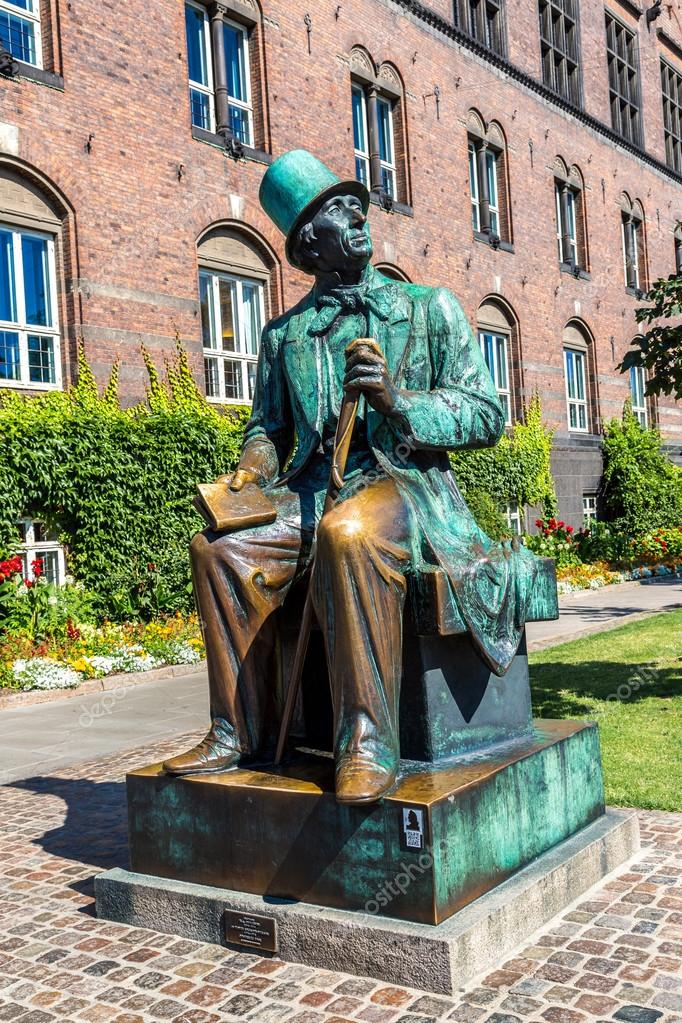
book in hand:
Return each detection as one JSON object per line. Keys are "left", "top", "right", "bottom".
{"left": 194, "top": 482, "right": 277, "bottom": 532}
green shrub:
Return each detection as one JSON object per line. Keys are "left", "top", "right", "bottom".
{"left": 0, "top": 343, "right": 248, "bottom": 619}
{"left": 573, "top": 522, "right": 634, "bottom": 565}
{"left": 601, "top": 402, "right": 682, "bottom": 535}
{"left": 450, "top": 393, "right": 558, "bottom": 533}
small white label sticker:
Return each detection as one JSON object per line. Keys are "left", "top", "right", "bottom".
{"left": 402, "top": 807, "right": 424, "bottom": 850}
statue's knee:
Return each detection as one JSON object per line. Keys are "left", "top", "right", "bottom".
{"left": 317, "top": 511, "right": 365, "bottom": 557}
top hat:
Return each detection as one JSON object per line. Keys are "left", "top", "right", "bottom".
{"left": 259, "top": 149, "right": 370, "bottom": 269}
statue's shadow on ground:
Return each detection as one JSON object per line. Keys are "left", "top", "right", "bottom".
{"left": 9, "top": 776, "right": 128, "bottom": 907}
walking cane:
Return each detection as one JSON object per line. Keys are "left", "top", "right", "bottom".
{"left": 274, "top": 337, "right": 382, "bottom": 766}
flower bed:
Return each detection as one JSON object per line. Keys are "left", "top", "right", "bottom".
{"left": 0, "top": 614, "right": 205, "bottom": 692}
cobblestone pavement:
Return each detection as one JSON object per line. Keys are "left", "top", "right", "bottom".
{"left": 1, "top": 733, "right": 681, "bottom": 1023}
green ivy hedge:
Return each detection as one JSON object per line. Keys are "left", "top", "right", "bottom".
{"left": 601, "top": 401, "right": 682, "bottom": 535}
{"left": 0, "top": 346, "right": 248, "bottom": 618}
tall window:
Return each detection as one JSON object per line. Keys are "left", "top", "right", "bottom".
{"left": 454, "top": 0, "right": 505, "bottom": 55}
{"left": 469, "top": 142, "right": 500, "bottom": 237}
{"left": 18, "top": 518, "right": 65, "bottom": 585}
{"left": 555, "top": 183, "right": 577, "bottom": 266}
{"left": 564, "top": 347, "right": 588, "bottom": 432}
{"left": 675, "top": 229, "right": 682, "bottom": 275}
{"left": 199, "top": 269, "right": 263, "bottom": 403}
{"left": 605, "top": 12, "right": 641, "bottom": 146}
{"left": 661, "top": 60, "right": 682, "bottom": 174}
{"left": 184, "top": 2, "right": 254, "bottom": 146}
{"left": 506, "top": 501, "right": 524, "bottom": 536}
{"left": 629, "top": 364, "right": 648, "bottom": 427}
{"left": 479, "top": 330, "right": 511, "bottom": 424}
{"left": 621, "top": 201, "right": 646, "bottom": 292}
{"left": 0, "top": 224, "right": 61, "bottom": 389}
{"left": 539, "top": 0, "right": 581, "bottom": 106}
{"left": 352, "top": 83, "right": 396, "bottom": 199}
{"left": 0, "top": 0, "right": 41, "bottom": 66}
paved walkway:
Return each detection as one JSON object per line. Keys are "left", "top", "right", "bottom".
{"left": 0, "top": 734, "right": 681, "bottom": 1023}
{"left": 0, "top": 577, "right": 680, "bottom": 786}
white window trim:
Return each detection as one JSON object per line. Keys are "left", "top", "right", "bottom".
{"left": 225, "top": 17, "right": 254, "bottom": 147}
{"left": 564, "top": 346, "right": 589, "bottom": 433}
{"left": 200, "top": 267, "right": 264, "bottom": 405}
{"left": 186, "top": 0, "right": 216, "bottom": 133}
{"left": 0, "top": 222, "right": 62, "bottom": 392}
{"left": 377, "top": 95, "right": 397, "bottom": 199}
{"left": 582, "top": 494, "right": 598, "bottom": 524}
{"left": 479, "top": 328, "right": 512, "bottom": 426}
{"left": 469, "top": 141, "right": 480, "bottom": 232}
{"left": 630, "top": 365, "right": 648, "bottom": 427}
{"left": 506, "top": 501, "right": 524, "bottom": 536}
{"left": 486, "top": 149, "right": 500, "bottom": 236}
{"left": 18, "top": 517, "right": 66, "bottom": 585}
{"left": 0, "top": 0, "right": 42, "bottom": 69}
{"left": 352, "top": 84, "right": 370, "bottom": 190}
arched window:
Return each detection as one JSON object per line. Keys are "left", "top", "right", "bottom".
{"left": 563, "top": 320, "right": 598, "bottom": 433}
{"left": 620, "top": 193, "right": 648, "bottom": 294}
{"left": 197, "top": 225, "right": 275, "bottom": 404}
{"left": 554, "top": 158, "right": 588, "bottom": 273}
{"left": 350, "top": 48, "right": 409, "bottom": 207}
{"left": 467, "top": 112, "right": 512, "bottom": 246}
{"left": 477, "top": 297, "right": 520, "bottom": 425}
{"left": 374, "top": 263, "right": 411, "bottom": 282}
{"left": 0, "top": 165, "right": 65, "bottom": 390}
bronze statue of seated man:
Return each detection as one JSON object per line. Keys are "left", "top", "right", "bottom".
{"left": 164, "top": 149, "right": 540, "bottom": 804}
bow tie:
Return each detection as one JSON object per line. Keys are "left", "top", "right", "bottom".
{"left": 309, "top": 285, "right": 390, "bottom": 336}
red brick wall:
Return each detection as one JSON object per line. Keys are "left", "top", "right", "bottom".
{"left": 0, "top": 0, "right": 681, "bottom": 458}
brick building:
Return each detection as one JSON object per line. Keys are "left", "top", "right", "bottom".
{"left": 0, "top": 0, "right": 681, "bottom": 534}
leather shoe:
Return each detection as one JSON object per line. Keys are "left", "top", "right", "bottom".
{"left": 163, "top": 719, "right": 241, "bottom": 775}
{"left": 335, "top": 755, "right": 398, "bottom": 805}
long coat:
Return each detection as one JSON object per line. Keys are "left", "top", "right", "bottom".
{"left": 240, "top": 266, "right": 539, "bottom": 675}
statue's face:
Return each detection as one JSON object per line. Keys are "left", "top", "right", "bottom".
{"left": 303, "top": 193, "right": 373, "bottom": 274}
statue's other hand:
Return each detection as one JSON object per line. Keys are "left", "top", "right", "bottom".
{"left": 215, "top": 468, "right": 262, "bottom": 492}
{"left": 343, "top": 345, "right": 398, "bottom": 416}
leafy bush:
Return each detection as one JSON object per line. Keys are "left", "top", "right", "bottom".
{"left": 601, "top": 402, "right": 682, "bottom": 535}
{"left": 464, "top": 490, "right": 511, "bottom": 540}
{"left": 450, "top": 393, "right": 558, "bottom": 517}
{"left": 572, "top": 522, "right": 635, "bottom": 565}
{"left": 631, "top": 527, "right": 682, "bottom": 563}
{"left": 0, "top": 343, "right": 248, "bottom": 619}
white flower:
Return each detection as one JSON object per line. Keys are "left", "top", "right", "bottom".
{"left": 12, "top": 658, "right": 82, "bottom": 692}
{"left": 47, "top": 594, "right": 58, "bottom": 605}
{"left": 16, "top": 584, "right": 28, "bottom": 597}
{"left": 64, "top": 575, "right": 75, "bottom": 586}
{"left": 37, "top": 576, "right": 48, "bottom": 587}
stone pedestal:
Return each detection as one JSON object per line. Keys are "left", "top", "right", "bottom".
{"left": 97, "top": 808, "right": 639, "bottom": 994}
{"left": 124, "top": 720, "right": 605, "bottom": 926}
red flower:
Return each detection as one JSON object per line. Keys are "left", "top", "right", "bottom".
{"left": 566, "top": 526, "right": 574, "bottom": 534}
{"left": 31, "top": 558, "right": 44, "bottom": 579}
{"left": 147, "top": 563, "right": 156, "bottom": 572}
{"left": 535, "top": 519, "right": 544, "bottom": 528}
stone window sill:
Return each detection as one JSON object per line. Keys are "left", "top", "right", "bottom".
{"left": 14, "top": 61, "right": 64, "bottom": 90}
{"left": 474, "top": 231, "right": 514, "bottom": 253}
{"left": 369, "top": 193, "right": 413, "bottom": 218}
{"left": 191, "top": 126, "right": 272, "bottom": 165}
{"left": 560, "top": 262, "right": 590, "bottom": 281}
{"left": 625, "top": 285, "right": 647, "bottom": 300}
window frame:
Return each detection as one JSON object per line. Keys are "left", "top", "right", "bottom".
{"left": 621, "top": 210, "right": 643, "bottom": 291}
{"left": 469, "top": 141, "right": 481, "bottom": 232}
{"left": 506, "top": 500, "right": 524, "bottom": 536}
{"left": 199, "top": 267, "right": 265, "bottom": 406}
{"left": 563, "top": 346, "right": 589, "bottom": 433}
{"left": 629, "top": 364, "right": 648, "bottom": 427}
{"left": 352, "top": 81, "right": 397, "bottom": 200}
{"left": 0, "top": 0, "right": 42, "bottom": 68}
{"left": 605, "top": 10, "right": 642, "bottom": 146}
{"left": 479, "top": 328, "right": 512, "bottom": 425}
{"left": 555, "top": 181, "right": 579, "bottom": 267}
{"left": 185, "top": 0, "right": 216, "bottom": 133}
{"left": 223, "top": 16, "right": 254, "bottom": 147}
{"left": 582, "top": 494, "right": 598, "bottom": 524}
{"left": 0, "top": 222, "right": 62, "bottom": 391}
{"left": 352, "top": 83, "right": 371, "bottom": 190}
{"left": 539, "top": 0, "right": 582, "bottom": 107}
{"left": 376, "top": 94, "right": 397, "bottom": 199}
{"left": 18, "top": 517, "right": 66, "bottom": 586}
{"left": 661, "top": 58, "right": 682, "bottom": 175}
{"left": 456, "top": 0, "right": 506, "bottom": 56}
{"left": 468, "top": 136, "right": 502, "bottom": 239}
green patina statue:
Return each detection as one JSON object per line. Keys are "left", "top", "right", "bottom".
{"left": 164, "top": 149, "right": 544, "bottom": 804}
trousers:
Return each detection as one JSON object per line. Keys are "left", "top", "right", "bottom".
{"left": 190, "top": 473, "right": 413, "bottom": 764}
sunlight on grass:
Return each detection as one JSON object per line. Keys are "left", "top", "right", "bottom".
{"left": 530, "top": 610, "right": 682, "bottom": 812}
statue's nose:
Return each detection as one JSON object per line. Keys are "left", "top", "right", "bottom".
{"left": 350, "top": 207, "right": 366, "bottom": 225}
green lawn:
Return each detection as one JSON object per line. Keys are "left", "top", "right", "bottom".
{"left": 530, "top": 610, "right": 682, "bottom": 812}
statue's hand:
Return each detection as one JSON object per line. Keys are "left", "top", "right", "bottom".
{"left": 343, "top": 343, "right": 398, "bottom": 416}
{"left": 215, "top": 468, "right": 263, "bottom": 492}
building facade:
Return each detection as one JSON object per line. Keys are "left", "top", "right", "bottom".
{"left": 0, "top": 0, "right": 681, "bottom": 530}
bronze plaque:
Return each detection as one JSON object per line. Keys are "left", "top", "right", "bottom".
{"left": 224, "top": 910, "right": 279, "bottom": 953}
